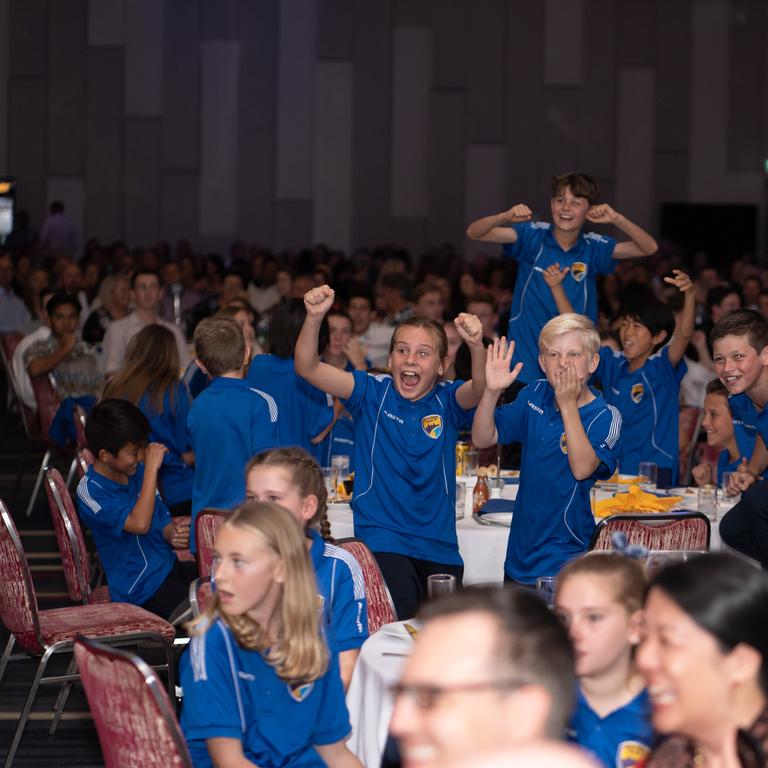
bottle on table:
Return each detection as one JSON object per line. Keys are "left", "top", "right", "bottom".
{"left": 472, "top": 469, "right": 490, "bottom": 514}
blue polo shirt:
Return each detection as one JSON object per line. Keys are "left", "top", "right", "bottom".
{"left": 76, "top": 464, "right": 175, "bottom": 605}
{"left": 187, "top": 376, "right": 279, "bottom": 550}
{"left": 715, "top": 420, "right": 756, "bottom": 484}
{"left": 569, "top": 687, "right": 653, "bottom": 768}
{"left": 596, "top": 346, "right": 686, "bottom": 484}
{"left": 181, "top": 619, "right": 351, "bottom": 768}
{"left": 729, "top": 392, "right": 764, "bottom": 441}
{"left": 496, "top": 380, "right": 621, "bottom": 583}
{"left": 139, "top": 384, "right": 194, "bottom": 506}
{"left": 308, "top": 529, "right": 368, "bottom": 650}
{"left": 345, "top": 371, "right": 473, "bottom": 565}
{"left": 503, "top": 222, "right": 616, "bottom": 382}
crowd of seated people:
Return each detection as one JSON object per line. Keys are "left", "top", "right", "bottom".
{"left": 3, "top": 173, "right": 768, "bottom": 767}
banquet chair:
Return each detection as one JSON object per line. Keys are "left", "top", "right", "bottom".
{"left": 75, "top": 446, "right": 96, "bottom": 479}
{"left": 64, "top": 404, "right": 90, "bottom": 487}
{"left": 0, "top": 331, "right": 34, "bottom": 440}
{"left": 44, "top": 466, "right": 110, "bottom": 605}
{"left": 589, "top": 512, "right": 711, "bottom": 552}
{"left": 189, "top": 576, "right": 214, "bottom": 618}
{"left": 74, "top": 636, "right": 192, "bottom": 768}
{"left": 335, "top": 537, "right": 397, "bottom": 630}
{"left": 195, "top": 508, "right": 230, "bottom": 577}
{"left": 0, "top": 498, "right": 175, "bottom": 767}
{"left": 678, "top": 405, "right": 703, "bottom": 486}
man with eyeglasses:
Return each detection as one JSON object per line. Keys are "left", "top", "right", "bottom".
{"left": 389, "top": 587, "right": 575, "bottom": 768}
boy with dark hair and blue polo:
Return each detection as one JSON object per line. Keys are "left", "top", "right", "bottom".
{"left": 472, "top": 314, "right": 622, "bottom": 585}
{"left": 188, "top": 316, "right": 278, "bottom": 550}
{"left": 466, "top": 172, "right": 658, "bottom": 385}
{"left": 76, "top": 399, "right": 196, "bottom": 619}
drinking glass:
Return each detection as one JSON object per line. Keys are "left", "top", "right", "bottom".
{"left": 638, "top": 462, "right": 658, "bottom": 491}
{"left": 721, "top": 472, "right": 741, "bottom": 503}
{"left": 536, "top": 576, "right": 557, "bottom": 609}
{"left": 465, "top": 450, "right": 479, "bottom": 476}
{"left": 331, "top": 454, "right": 350, "bottom": 480}
{"left": 698, "top": 485, "right": 717, "bottom": 521}
{"left": 427, "top": 574, "right": 457, "bottom": 599}
{"left": 455, "top": 481, "right": 465, "bottom": 520}
{"left": 321, "top": 466, "right": 339, "bottom": 502}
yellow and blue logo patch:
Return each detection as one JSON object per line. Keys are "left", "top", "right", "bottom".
{"left": 631, "top": 382, "right": 644, "bottom": 404}
{"left": 571, "top": 261, "right": 587, "bottom": 282}
{"left": 560, "top": 432, "right": 568, "bottom": 454}
{"left": 422, "top": 414, "right": 443, "bottom": 439}
{"left": 287, "top": 681, "right": 314, "bottom": 702}
{"left": 617, "top": 740, "right": 650, "bottom": 768}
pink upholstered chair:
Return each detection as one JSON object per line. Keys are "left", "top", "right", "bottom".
{"left": 589, "top": 512, "right": 711, "bottom": 552}
{"left": 75, "top": 446, "right": 96, "bottom": 479}
{"left": 335, "top": 537, "right": 397, "bottom": 630}
{"left": 74, "top": 636, "right": 192, "bottom": 768}
{"left": 195, "top": 508, "right": 230, "bottom": 577}
{"left": 189, "top": 576, "right": 214, "bottom": 618}
{"left": 43, "top": 466, "right": 110, "bottom": 605}
{"left": 0, "top": 498, "right": 175, "bottom": 767}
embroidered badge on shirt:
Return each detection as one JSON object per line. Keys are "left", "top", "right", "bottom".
{"left": 287, "top": 681, "right": 314, "bottom": 702}
{"left": 570, "top": 262, "right": 587, "bottom": 282}
{"left": 617, "top": 740, "right": 650, "bottom": 768}
{"left": 631, "top": 382, "right": 644, "bottom": 404}
{"left": 422, "top": 414, "right": 443, "bottom": 439}
{"left": 560, "top": 432, "right": 568, "bottom": 454}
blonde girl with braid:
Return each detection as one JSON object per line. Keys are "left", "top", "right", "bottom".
{"left": 245, "top": 448, "right": 368, "bottom": 689}
{"left": 180, "top": 502, "right": 363, "bottom": 768}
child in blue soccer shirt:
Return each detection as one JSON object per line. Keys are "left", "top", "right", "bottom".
{"left": 472, "top": 314, "right": 621, "bottom": 584}
{"left": 188, "top": 317, "right": 278, "bottom": 551}
{"left": 180, "top": 502, "right": 361, "bottom": 768}
{"left": 295, "top": 284, "right": 487, "bottom": 620}
{"left": 245, "top": 447, "right": 368, "bottom": 689}
{"left": 466, "top": 172, "right": 658, "bottom": 383}
{"left": 76, "top": 399, "right": 196, "bottom": 619}
{"left": 555, "top": 554, "right": 653, "bottom": 768}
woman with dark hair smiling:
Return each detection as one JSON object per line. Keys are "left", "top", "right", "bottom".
{"left": 638, "top": 554, "right": 768, "bottom": 767}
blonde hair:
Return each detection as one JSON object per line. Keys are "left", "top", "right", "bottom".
{"left": 194, "top": 316, "right": 245, "bottom": 376}
{"left": 245, "top": 448, "right": 332, "bottom": 541}
{"left": 538, "top": 313, "right": 600, "bottom": 358}
{"left": 189, "top": 501, "right": 329, "bottom": 683}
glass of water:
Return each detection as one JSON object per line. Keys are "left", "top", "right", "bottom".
{"left": 638, "top": 462, "right": 658, "bottom": 492}
{"left": 321, "top": 466, "right": 339, "bottom": 502}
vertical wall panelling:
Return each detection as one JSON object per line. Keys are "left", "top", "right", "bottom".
{"left": 87, "top": 0, "right": 124, "bottom": 46}
{"left": 0, "top": 0, "right": 9, "bottom": 171}
{"left": 9, "top": 0, "right": 48, "bottom": 77}
{"left": 431, "top": 3, "right": 467, "bottom": 88}
{"left": 124, "top": 118, "right": 161, "bottom": 245}
{"left": 275, "top": 0, "right": 316, "bottom": 200}
{"left": 124, "top": 0, "right": 164, "bottom": 116}
{"left": 46, "top": 178, "right": 84, "bottom": 245}
{"left": 201, "top": 0, "right": 239, "bottom": 40}
{"left": 8, "top": 81, "right": 47, "bottom": 217}
{"left": 391, "top": 27, "right": 430, "bottom": 218}
{"left": 544, "top": 0, "right": 583, "bottom": 85}
{"left": 312, "top": 63, "right": 353, "bottom": 254}
{"left": 617, "top": 0, "right": 656, "bottom": 66}
{"left": 465, "top": 145, "right": 507, "bottom": 261}
{"left": 199, "top": 41, "right": 240, "bottom": 236}
{"left": 161, "top": 172, "right": 199, "bottom": 244}
{"left": 317, "top": 0, "right": 354, "bottom": 59}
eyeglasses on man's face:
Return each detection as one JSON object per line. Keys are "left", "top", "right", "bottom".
{"left": 390, "top": 678, "right": 526, "bottom": 710}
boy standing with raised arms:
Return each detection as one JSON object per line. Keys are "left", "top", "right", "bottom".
{"left": 466, "top": 173, "right": 658, "bottom": 383}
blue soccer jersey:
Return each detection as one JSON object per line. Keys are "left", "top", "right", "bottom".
{"left": 76, "top": 464, "right": 176, "bottom": 605}
{"left": 496, "top": 380, "right": 621, "bottom": 584}
{"left": 503, "top": 222, "right": 616, "bottom": 382}
{"left": 308, "top": 529, "right": 368, "bottom": 650}
{"left": 596, "top": 346, "right": 686, "bottom": 484}
{"left": 180, "top": 619, "right": 351, "bottom": 768}
{"left": 344, "top": 371, "right": 473, "bottom": 565}
{"left": 715, "top": 419, "right": 756, "bottom": 484}
{"left": 187, "top": 376, "right": 279, "bottom": 550}
{"left": 569, "top": 687, "right": 653, "bottom": 768}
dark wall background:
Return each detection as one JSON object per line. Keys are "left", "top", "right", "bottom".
{"left": 0, "top": 0, "right": 766, "bottom": 259}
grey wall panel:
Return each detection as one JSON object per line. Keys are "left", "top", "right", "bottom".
{"left": 317, "top": 0, "right": 354, "bottom": 60}
{"left": 388, "top": 217, "right": 427, "bottom": 261}
{"left": 428, "top": 89, "right": 466, "bottom": 248}
{"left": 615, "top": 67, "right": 654, "bottom": 230}
{"left": 275, "top": 0, "right": 316, "bottom": 199}
{"left": 46, "top": 177, "right": 84, "bottom": 245}
{"left": 273, "top": 199, "right": 312, "bottom": 250}
{"left": 124, "top": 0, "right": 164, "bottom": 116}
{"left": 9, "top": 0, "right": 48, "bottom": 78}
{"left": 654, "top": 150, "right": 689, "bottom": 205}
{"left": 539, "top": 88, "right": 584, "bottom": 203}
{"left": 431, "top": 3, "right": 467, "bottom": 88}
{"left": 0, "top": 0, "right": 9, "bottom": 170}
{"left": 391, "top": 27, "right": 430, "bottom": 218}
{"left": 49, "top": 0, "right": 87, "bottom": 176}
{"left": 618, "top": 0, "right": 656, "bottom": 65}
{"left": 351, "top": 1, "right": 392, "bottom": 248}
{"left": 161, "top": 172, "right": 199, "bottom": 243}
{"left": 199, "top": 41, "right": 240, "bottom": 236}
{"left": 8, "top": 81, "right": 47, "bottom": 218}
{"left": 395, "top": 0, "right": 429, "bottom": 27}
{"left": 88, "top": 0, "right": 124, "bottom": 46}
{"left": 162, "top": 0, "right": 200, "bottom": 172}
{"left": 466, "top": 0, "right": 506, "bottom": 144}
{"left": 85, "top": 48, "right": 123, "bottom": 240}
{"left": 544, "top": 0, "right": 583, "bottom": 85}
{"left": 312, "top": 62, "right": 353, "bottom": 253}
{"left": 124, "top": 117, "right": 161, "bottom": 245}
{"left": 237, "top": 0, "right": 278, "bottom": 245}
{"left": 465, "top": 145, "right": 507, "bottom": 261}
{"left": 201, "top": 0, "right": 239, "bottom": 40}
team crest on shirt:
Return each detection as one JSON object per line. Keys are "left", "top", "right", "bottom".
{"left": 631, "top": 382, "right": 644, "bottom": 404}
{"left": 571, "top": 262, "right": 588, "bottom": 282}
{"left": 617, "top": 740, "right": 650, "bottom": 768}
{"left": 287, "top": 681, "right": 314, "bottom": 702}
{"left": 422, "top": 414, "right": 443, "bottom": 439}
{"left": 560, "top": 433, "right": 568, "bottom": 454}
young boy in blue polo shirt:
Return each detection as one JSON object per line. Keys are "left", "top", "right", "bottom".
{"left": 76, "top": 399, "right": 196, "bottom": 619}
{"left": 466, "top": 172, "right": 658, "bottom": 384}
{"left": 472, "top": 314, "right": 621, "bottom": 584}
{"left": 187, "top": 317, "right": 278, "bottom": 550}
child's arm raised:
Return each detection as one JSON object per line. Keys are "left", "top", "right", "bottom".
{"left": 664, "top": 269, "right": 696, "bottom": 367}
{"left": 472, "top": 337, "right": 523, "bottom": 448}
{"left": 124, "top": 443, "right": 168, "bottom": 534}
{"left": 295, "top": 285, "right": 355, "bottom": 399}
{"left": 453, "top": 312, "right": 487, "bottom": 408}
{"left": 466, "top": 204, "right": 532, "bottom": 243}
{"left": 587, "top": 204, "right": 658, "bottom": 259}
{"left": 541, "top": 263, "right": 574, "bottom": 315}
{"left": 555, "top": 363, "right": 600, "bottom": 480}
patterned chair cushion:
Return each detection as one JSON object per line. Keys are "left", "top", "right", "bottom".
{"left": 591, "top": 515, "right": 710, "bottom": 552}
{"left": 195, "top": 509, "right": 229, "bottom": 577}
